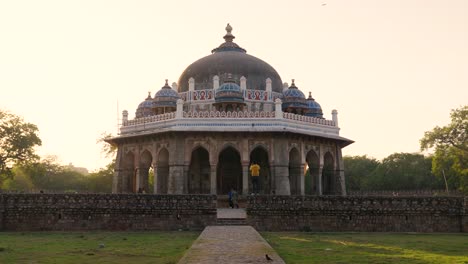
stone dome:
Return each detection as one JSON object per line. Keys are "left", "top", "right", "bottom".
{"left": 178, "top": 24, "right": 283, "bottom": 93}
{"left": 305, "top": 92, "right": 323, "bottom": 118}
{"left": 282, "top": 80, "right": 308, "bottom": 111}
{"left": 215, "top": 76, "right": 244, "bottom": 104}
{"left": 154, "top": 80, "right": 180, "bottom": 108}
{"left": 136, "top": 93, "right": 155, "bottom": 118}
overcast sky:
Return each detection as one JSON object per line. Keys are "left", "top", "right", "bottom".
{"left": 1, "top": 0, "right": 467, "bottom": 171}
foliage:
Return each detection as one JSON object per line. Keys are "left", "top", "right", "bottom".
{"left": 0, "top": 232, "right": 199, "bottom": 264}
{"left": 263, "top": 232, "right": 468, "bottom": 264}
{"left": 98, "top": 132, "right": 117, "bottom": 159}
{"left": 343, "top": 155, "right": 379, "bottom": 191}
{"left": 420, "top": 105, "right": 468, "bottom": 193}
{"left": 367, "top": 153, "right": 442, "bottom": 190}
{"left": 86, "top": 162, "right": 114, "bottom": 193}
{"left": 0, "top": 110, "right": 41, "bottom": 184}
{"left": 344, "top": 153, "right": 444, "bottom": 191}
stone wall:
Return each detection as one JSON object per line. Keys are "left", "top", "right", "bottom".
{"left": 0, "top": 194, "right": 216, "bottom": 231}
{"left": 247, "top": 195, "right": 468, "bottom": 232}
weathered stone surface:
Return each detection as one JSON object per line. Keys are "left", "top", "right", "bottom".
{"left": 246, "top": 195, "right": 467, "bottom": 232}
{"left": 0, "top": 194, "right": 216, "bottom": 231}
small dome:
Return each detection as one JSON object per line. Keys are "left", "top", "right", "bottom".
{"left": 282, "top": 80, "right": 308, "bottom": 111}
{"left": 305, "top": 92, "right": 323, "bottom": 118}
{"left": 215, "top": 75, "right": 244, "bottom": 104}
{"left": 154, "top": 80, "right": 180, "bottom": 108}
{"left": 136, "top": 92, "right": 155, "bottom": 118}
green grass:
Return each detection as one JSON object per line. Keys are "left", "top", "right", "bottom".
{"left": 0, "top": 231, "right": 199, "bottom": 264}
{"left": 262, "top": 232, "right": 468, "bottom": 264}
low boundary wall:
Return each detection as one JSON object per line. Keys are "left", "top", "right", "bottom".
{"left": 0, "top": 194, "right": 217, "bottom": 231}
{"left": 247, "top": 196, "right": 468, "bottom": 232}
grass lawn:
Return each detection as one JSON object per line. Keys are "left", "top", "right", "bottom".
{"left": 0, "top": 231, "right": 199, "bottom": 264}
{"left": 262, "top": 232, "right": 468, "bottom": 264}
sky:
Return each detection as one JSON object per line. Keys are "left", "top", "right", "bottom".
{"left": 1, "top": 0, "right": 467, "bottom": 171}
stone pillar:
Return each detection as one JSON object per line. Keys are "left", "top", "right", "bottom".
{"left": 122, "top": 110, "right": 128, "bottom": 125}
{"left": 189, "top": 77, "right": 195, "bottom": 92}
{"left": 332, "top": 109, "right": 338, "bottom": 127}
{"left": 176, "top": 99, "right": 184, "bottom": 118}
{"left": 112, "top": 147, "right": 124, "bottom": 193}
{"left": 152, "top": 163, "right": 158, "bottom": 194}
{"left": 242, "top": 163, "right": 249, "bottom": 195}
{"left": 273, "top": 165, "right": 290, "bottom": 195}
{"left": 213, "top": 75, "right": 219, "bottom": 90}
{"left": 275, "top": 99, "right": 283, "bottom": 119}
{"left": 336, "top": 146, "right": 346, "bottom": 196}
{"left": 168, "top": 166, "right": 184, "bottom": 194}
{"left": 210, "top": 165, "right": 217, "bottom": 194}
{"left": 299, "top": 164, "right": 305, "bottom": 195}
{"left": 240, "top": 76, "right": 247, "bottom": 90}
{"left": 266, "top": 78, "right": 272, "bottom": 93}
{"left": 317, "top": 165, "right": 323, "bottom": 195}
{"left": 135, "top": 167, "right": 141, "bottom": 191}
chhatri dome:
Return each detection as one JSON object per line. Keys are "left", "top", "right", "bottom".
{"left": 178, "top": 23, "right": 283, "bottom": 93}
{"left": 107, "top": 24, "right": 352, "bottom": 197}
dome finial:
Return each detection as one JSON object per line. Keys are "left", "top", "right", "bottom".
{"left": 148, "top": 91, "right": 151, "bottom": 98}
{"left": 223, "top": 23, "right": 235, "bottom": 42}
{"left": 308, "top": 91, "right": 312, "bottom": 99}
{"left": 165, "top": 79, "right": 168, "bottom": 85}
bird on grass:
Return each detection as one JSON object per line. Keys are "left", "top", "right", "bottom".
{"left": 266, "top": 254, "right": 273, "bottom": 261}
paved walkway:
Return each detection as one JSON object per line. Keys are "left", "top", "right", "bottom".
{"left": 178, "top": 225, "right": 285, "bottom": 264}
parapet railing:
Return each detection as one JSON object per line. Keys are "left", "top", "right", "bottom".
{"left": 122, "top": 111, "right": 335, "bottom": 127}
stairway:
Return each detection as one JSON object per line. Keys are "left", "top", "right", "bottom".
{"left": 216, "top": 208, "right": 247, "bottom": 226}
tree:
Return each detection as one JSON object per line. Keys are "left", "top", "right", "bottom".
{"left": 420, "top": 105, "right": 468, "bottom": 193}
{"left": 367, "top": 153, "right": 442, "bottom": 190}
{"left": 344, "top": 155, "right": 380, "bottom": 191}
{"left": 0, "top": 110, "right": 41, "bottom": 185}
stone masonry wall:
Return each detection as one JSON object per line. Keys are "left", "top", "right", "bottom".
{"left": 247, "top": 195, "right": 467, "bottom": 232}
{"left": 0, "top": 194, "right": 216, "bottom": 231}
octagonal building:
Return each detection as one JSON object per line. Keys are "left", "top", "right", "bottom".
{"left": 107, "top": 24, "right": 353, "bottom": 196}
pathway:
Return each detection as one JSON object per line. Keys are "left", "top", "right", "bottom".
{"left": 178, "top": 209, "right": 285, "bottom": 264}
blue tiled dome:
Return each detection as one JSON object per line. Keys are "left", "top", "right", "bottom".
{"left": 305, "top": 92, "right": 323, "bottom": 118}
{"left": 282, "top": 80, "right": 308, "bottom": 111}
{"left": 154, "top": 80, "right": 180, "bottom": 108}
{"left": 215, "top": 76, "right": 244, "bottom": 104}
{"left": 136, "top": 93, "right": 155, "bottom": 118}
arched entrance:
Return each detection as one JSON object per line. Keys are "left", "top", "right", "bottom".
{"left": 188, "top": 147, "right": 211, "bottom": 194}
{"left": 217, "top": 147, "right": 242, "bottom": 195}
{"left": 289, "top": 148, "right": 301, "bottom": 195}
{"left": 305, "top": 150, "right": 320, "bottom": 195}
{"left": 139, "top": 150, "right": 153, "bottom": 193}
{"left": 323, "top": 152, "right": 335, "bottom": 195}
{"left": 157, "top": 148, "right": 169, "bottom": 194}
{"left": 249, "top": 146, "right": 271, "bottom": 194}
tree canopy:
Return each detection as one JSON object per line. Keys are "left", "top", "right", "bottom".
{"left": 420, "top": 105, "right": 468, "bottom": 193}
{"left": 0, "top": 110, "right": 41, "bottom": 183}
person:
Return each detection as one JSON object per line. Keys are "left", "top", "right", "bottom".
{"left": 231, "top": 188, "right": 239, "bottom": 208}
{"left": 250, "top": 162, "right": 260, "bottom": 194}
{"left": 228, "top": 189, "right": 234, "bottom": 208}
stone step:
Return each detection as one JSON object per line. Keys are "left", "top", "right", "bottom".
{"left": 216, "top": 218, "right": 248, "bottom": 226}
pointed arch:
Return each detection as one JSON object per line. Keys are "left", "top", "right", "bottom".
{"left": 188, "top": 146, "right": 211, "bottom": 194}
{"left": 138, "top": 149, "right": 153, "bottom": 193}
{"left": 305, "top": 150, "right": 320, "bottom": 195}
{"left": 156, "top": 148, "right": 169, "bottom": 194}
{"left": 249, "top": 146, "right": 271, "bottom": 194}
{"left": 217, "top": 146, "right": 242, "bottom": 195}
